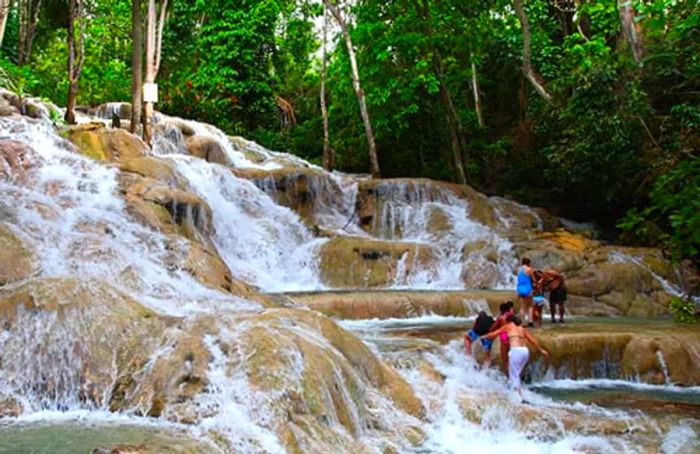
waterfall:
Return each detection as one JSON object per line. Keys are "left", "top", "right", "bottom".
{"left": 169, "top": 156, "right": 326, "bottom": 291}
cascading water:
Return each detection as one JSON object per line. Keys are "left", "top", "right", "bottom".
{"left": 2, "top": 106, "right": 697, "bottom": 453}
{"left": 169, "top": 155, "right": 326, "bottom": 291}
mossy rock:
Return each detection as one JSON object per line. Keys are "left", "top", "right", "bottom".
{"left": 0, "top": 278, "right": 167, "bottom": 412}
{"left": 185, "top": 136, "right": 229, "bottom": 165}
{"left": 319, "top": 236, "right": 435, "bottom": 288}
{"left": 68, "top": 123, "right": 148, "bottom": 162}
{"left": 120, "top": 157, "right": 187, "bottom": 189}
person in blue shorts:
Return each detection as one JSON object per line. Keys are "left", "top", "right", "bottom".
{"left": 464, "top": 311, "right": 494, "bottom": 366}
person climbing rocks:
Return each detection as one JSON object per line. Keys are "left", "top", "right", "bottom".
{"left": 516, "top": 257, "right": 535, "bottom": 327}
{"left": 543, "top": 268, "right": 567, "bottom": 323}
{"left": 531, "top": 269, "right": 547, "bottom": 328}
{"left": 488, "top": 301, "right": 515, "bottom": 375}
{"left": 464, "top": 310, "right": 495, "bottom": 366}
{"left": 481, "top": 315, "right": 549, "bottom": 399}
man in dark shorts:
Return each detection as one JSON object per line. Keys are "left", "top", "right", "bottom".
{"left": 544, "top": 268, "right": 567, "bottom": 323}
{"left": 464, "top": 310, "right": 494, "bottom": 366}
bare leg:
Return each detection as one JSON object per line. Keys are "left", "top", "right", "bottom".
{"left": 550, "top": 302, "right": 556, "bottom": 322}
{"left": 558, "top": 304, "right": 565, "bottom": 323}
{"left": 500, "top": 341, "right": 509, "bottom": 376}
{"left": 464, "top": 334, "right": 473, "bottom": 356}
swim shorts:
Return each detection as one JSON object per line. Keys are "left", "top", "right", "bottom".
{"left": 550, "top": 286, "right": 567, "bottom": 304}
{"left": 468, "top": 329, "right": 493, "bottom": 351}
{"left": 533, "top": 295, "right": 547, "bottom": 307}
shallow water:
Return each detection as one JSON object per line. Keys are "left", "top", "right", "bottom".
{"left": 0, "top": 417, "right": 219, "bottom": 454}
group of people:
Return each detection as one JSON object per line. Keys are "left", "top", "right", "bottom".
{"left": 517, "top": 257, "right": 567, "bottom": 326}
{"left": 463, "top": 257, "right": 566, "bottom": 398}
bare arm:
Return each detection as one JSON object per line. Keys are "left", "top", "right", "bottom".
{"left": 482, "top": 325, "right": 506, "bottom": 340}
{"left": 524, "top": 329, "right": 549, "bottom": 356}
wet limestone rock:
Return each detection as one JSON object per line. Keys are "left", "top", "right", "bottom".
{"left": 0, "top": 278, "right": 167, "bottom": 411}
{"left": 118, "top": 172, "right": 212, "bottom": 242}
{"left": 0, "top": 139, "right": 35, "bottom": 181}
{"left": 119, "top": 157, "right": 187, "bottom": 189}
{"left": 514, "top": 231, "right": 677, "bottom": 316}
{"left": 185, "top": 136, "right": 229, "bottom": 166}
{"left": 290, "top": 290, "right": 508, "bottom": 320}
{"left": 68, "top": 122, "right": 148, "bottom": 162}
{"left": 531, "top": 322, "right": 700, "bottom": 385}
{"left": 319, "top": 236, "right": 435, "bottom": 288}
{"left": 0, "top": 223, "right": 36, "bottom": 285}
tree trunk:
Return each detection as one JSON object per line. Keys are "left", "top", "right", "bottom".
{"left": 17, "top": 0, "right": 41, "bottom": 65}
{"left": 619, "top": 0, "right": 643, "bottom": 63}
{"left": 64, "top": 0, "right": 84, "bottom": 125}
{"left": 416, "top": 0, "right": 466, "bottom": 184}
{"left": 514, "top": 0, "right": 553, "bottom": 104}
{"left": 471, "top": 58, "right": 484, "bottom": 127}
{"left": 143, "top": 0, "right": 167, "bottom": 145}
{"left": 0, "top": 0, "right": 11, "bottom": 49}
{"left": 323, "top": 0, "right": 380, "bottom": 178}
{"left": 433, "top": 52, "right": 467, "bottom": 184}
{"left": 320, "top": 3, "right": 333, "bottom": 171}
{"left": 130, "top": 0, "right": 143, "bottom": 134}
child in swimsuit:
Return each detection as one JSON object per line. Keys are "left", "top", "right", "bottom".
{"left": 464, "top": 311, "right": 495, "bottom": 366}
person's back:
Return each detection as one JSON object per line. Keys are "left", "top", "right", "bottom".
{"left": 474, "top": 311, "right": 494, "bottom": 336}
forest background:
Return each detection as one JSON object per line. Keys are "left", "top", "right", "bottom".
{"left": 0, "top": 0, "right": 698, "bottom": 275}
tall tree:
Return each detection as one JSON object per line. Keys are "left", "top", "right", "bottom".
{"left": 471, "top": 58, "right": 484, "bottom": 127}
{"left": 417, "top": 0, "right": 467, "bottom": 184}
{"left": 143, "top": 0, "right": 167, "bottom": 145}
{"left": 64, "top": 0, "right": 84, "bottom": 124}
{"left": 514, "top": 0, "right": 553, "bottom": 104}
{"left": 322, "top": 0, "right": 380, "bottom": 178}
{"left": 17, "top": 0, "right": 42, "bottom": 65}
{"left": 130, "top": 0, "right": 142, "bottom": 134}
{"left": 0, "top": 0, "right": 11, "bottom": 48}
{"left": 320, "top": 3, "right": 333, "bottom": 171}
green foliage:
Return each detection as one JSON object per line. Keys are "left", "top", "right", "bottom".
{"left": 669, "top": 297, "right": 699, "bottom": 324}
{"left": 620, "top": 155, "right": 700, "bottom": 264}
{"left": 1, "top": 0, "right": 699, "bottom": 266}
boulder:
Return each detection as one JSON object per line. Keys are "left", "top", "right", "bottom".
{"left": 319, "top": 236, "right": 435, "bottom": 288}
{"left": 118, "top": 172, "right": 212, "bottom": 242}
{"left": 0, "top": 140, "right": 35, "bottom": 181}
{"left": 185, "top": 136, "right": 229, "bottom": 165}
{"left": 68, "top": 123, "right": 148, "bottom": 162}
{"left": 119, "top": 156, "right": 187, "bottom": 189}
{"left": 0, "top": 223, "right": 36, "bottom": 285}
{"left": 0, "top": 278, "right": 167, "bottom": 410}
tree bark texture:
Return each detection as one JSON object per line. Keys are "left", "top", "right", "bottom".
{"left": 64, "top": 0, "right": 84, "bottom": 125}
{"left": 471, "top": 59, "right": 484, "bottom": 127}
{"left": 514, "top": 0, "right": 553, "bottom": 104}
{"left": 619, "top": 0, "right": 643, "bottom": 63}
{"left": 323, "top": 0, "right": 380, "bottom": 178}
{"left": 320, "top": 3, "right": 333, "bottom": 171}
{"left": 143, "top": 0, "right": 167, "bottom": 145}
{"left": 0, "top": 0, "right": 11, "bottom": 49}
{"left": 17, "top": 0, "right": 42, "bottom": 65}
{"left": 130, "top": 0, "right": 143, "bottom": 134}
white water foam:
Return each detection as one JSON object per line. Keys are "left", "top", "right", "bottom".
{"left": 169, "top": 155, "right": 327, "bottom": 291}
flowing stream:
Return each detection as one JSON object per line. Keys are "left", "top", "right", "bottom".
{"left": 0, "top": 111, "right": 697, "bottom": 453}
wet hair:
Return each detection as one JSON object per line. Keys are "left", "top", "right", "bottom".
{"left": 506, "top": 300, "right": 515, "bottom": 309}
{"left": 522, "top": 257, "right": 531, "bottom": 266}
{"left": 499, "top": 303, "right": 509, "bottom": 314}
{"left": 506, "top": 315, "right": 523, "bottom": 326}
